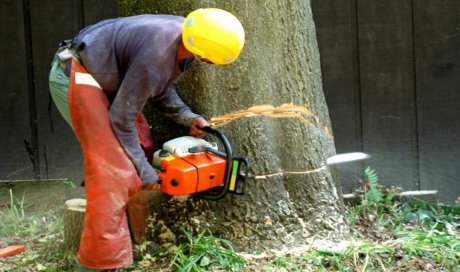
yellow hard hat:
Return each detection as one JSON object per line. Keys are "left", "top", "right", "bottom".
{"left": 182, "top": 8, "right": 245, "bottom": 65}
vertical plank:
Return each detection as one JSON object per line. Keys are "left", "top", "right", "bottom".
{"left": 357, "top": 0, "right": 418, "bottom": 190}
{"left": 414, "top": 1, "right": 460, "bottom": 203}
{"left": 29, "top": 0, "right": 118, "bottom": 183}
{"left": 83, "top": 0, "right": 118, "bottom": 26}
{"left": 23, "top": 0, "right": 40, "bottom": 179}
{"left": 30, "top": 0, "right": 83, "bottom": 181}
{"left": 311, "top": 0, "right": 363, "bottom": 192}
{"left": 0, "top": 1, "right": 33, "bottom": 179}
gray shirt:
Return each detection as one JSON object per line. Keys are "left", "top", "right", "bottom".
{"left": 74, "top": 15, "right": 200, "bottom": 185}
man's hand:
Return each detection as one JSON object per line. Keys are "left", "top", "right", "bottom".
{"left": 142, "top": 182, "right": 160, "bottom": 191}
{"left": 190, "top": 117, "right": 208, "bottom": 138}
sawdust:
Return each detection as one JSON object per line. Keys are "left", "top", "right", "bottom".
{"left": 208, "top": 104, "right": 332, "bottom": 179}
{"left": 209, "top": 103, "right": 332, "bottom": 139}
{"left": 238, "top": 240, "right": 358, "bottom": 260}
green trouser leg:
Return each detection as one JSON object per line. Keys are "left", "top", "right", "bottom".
{"left": 49, "top": 57, "right": 73, "bottom": 129}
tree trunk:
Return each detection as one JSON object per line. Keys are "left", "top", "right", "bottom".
{"left": 63, "top": 198, "right": 86, "bottom": 253}
{"left": 118, "top": 0, "right": 350, "bottom": 252}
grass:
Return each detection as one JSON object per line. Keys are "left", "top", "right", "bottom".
{"left": 170, "top": 230, "right": 244, "bottom": 272}
{"left": 264, "top": 167, "right": 460, "bottom": 272}
{"left": 0, "top": 189, "right": 76, "bottom": 272}
{"left": 265, "top": 211, "right": 459, "bottom": 272}
{"left": 140, "top": 187, "right": 457, "bottom": 272}
{"left": 1, "top": 190, "right": 63, "bottom": 238}
{"left": 1, "top": 189, "right": 26, "bottom": 236}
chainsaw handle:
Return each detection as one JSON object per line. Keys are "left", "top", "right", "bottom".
{"left": 198, "top": 126, "right": 217, "bottom": 134}
{"left": 196, "top": 126, "right": 234, "bottom": 200}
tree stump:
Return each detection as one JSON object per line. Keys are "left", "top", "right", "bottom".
{"left": 63, "top": 198, "right": 86, "bottom": 253}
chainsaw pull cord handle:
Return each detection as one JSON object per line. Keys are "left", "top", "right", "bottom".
{"left": 196, "top": 126, "right": 233, "bottom": 200}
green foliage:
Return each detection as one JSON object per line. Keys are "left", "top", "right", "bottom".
{"left": 0, "top": 189, "right": 26, "bottom": 236}
{"left": 171, "top": 230, "right": 244, "bottom": 272}
{"left": 395, "top": 228, "right": 460, "bottom": 269}
{"left": 399, "top": 197, "right": 460, "bottom": 226}
{"left": 272, "top": 213, "right": 459, "bottom": 271}
{"left": 0, "top": 190, "right": 63, "bottom": 238}
{"left": 0, "top": 190, "right": 76, "bottom": 271}
{"left": 363, "top": 166, "right": 383, "bottom": 204}
{"left": 347, "top": 166, "right": 396, "bottom": 230}
{"left": 63, "top": 180, "right": 77, "bottom": 189}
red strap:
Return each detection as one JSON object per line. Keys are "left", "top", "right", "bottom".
{"left": 0, "top": 245, "right": 25, "bottom": 257}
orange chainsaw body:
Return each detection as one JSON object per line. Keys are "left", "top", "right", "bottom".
{"left": 159, "top": 152, "right": 227, "bottom": 196}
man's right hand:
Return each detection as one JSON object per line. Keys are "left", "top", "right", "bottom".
{"left": 142, "top": 182, "right": 160, "bottom": 191}
{"left": 190, "top": 117, "right": 208, "bottom": 138}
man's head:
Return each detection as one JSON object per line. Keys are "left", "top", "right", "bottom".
{"left": 182, "top": 8, "right": 245, "bottom": 65}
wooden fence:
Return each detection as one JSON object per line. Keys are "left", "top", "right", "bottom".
{"left": 0, "top": 0, "right": 458, "bottom": 203}
{"left": 0, "top": 0, "right": 117, "bottom": 183}
{"left": 312, "top": 0, "right": 460, "bottom": 203}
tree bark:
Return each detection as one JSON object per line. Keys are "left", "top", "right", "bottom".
{"left": 118, "top": 0, "right": 350, "bottom": 252}
{"left": 63, "top": 198, "right": 86, "bottom": 253}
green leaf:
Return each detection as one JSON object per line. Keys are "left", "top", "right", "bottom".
{"left": 364, "top": 166, "right": 383, "bottom": 204}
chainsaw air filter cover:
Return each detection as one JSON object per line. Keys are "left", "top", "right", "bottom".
{"left": 153, "top": 136, "right": 226, "bottom": 196}
{"left": 159, "top": 152, "right": 227, "bottom": 196}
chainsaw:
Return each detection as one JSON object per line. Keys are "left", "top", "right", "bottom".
{"left": 152, "top": 126, "right": 249, "bottom": 200}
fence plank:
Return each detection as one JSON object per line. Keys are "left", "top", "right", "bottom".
{"left": 0, "top": 1, "right": 33, "bottom": 180}
{"left": 30, "top": 0, "right": 83, "bottom": 181}
{"left": 414, "top": 1, "right": 460, "bottom": 203}
{"left": 28, "top": 0, "right": 118, "bottom": 183}
{"left": 311, "top": 0, "right": 363, "bottom": 192}
{"left": 83, "top": 0, "right": 118, "bottom": 26}
{"left": 357, "top": 0, "right": 418, "bottom": 190}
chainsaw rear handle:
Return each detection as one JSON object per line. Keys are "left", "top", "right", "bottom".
{"left": 196, "top": 126, "right": 233, "bottom": 200}
{"left": 190, "top": 126, "right": 228, "bottom": 158}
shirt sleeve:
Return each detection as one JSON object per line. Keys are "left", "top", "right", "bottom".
{"left": 109, "top": 61, "right": 162, "bottom": 186}
{"left": 154, "top": 86, "right": 201, "bottom": 127}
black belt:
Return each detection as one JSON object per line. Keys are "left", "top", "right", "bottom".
{"left": 59, "top": 38, "right": 77, "bottom": 50}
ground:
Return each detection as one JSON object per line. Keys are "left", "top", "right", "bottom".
{"left": 1, "top": 173, "right": 459, "bottom": 272}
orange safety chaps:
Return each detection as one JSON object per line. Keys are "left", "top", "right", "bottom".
{"left": 68, "top": 59, "right": 152, "bottom": 269}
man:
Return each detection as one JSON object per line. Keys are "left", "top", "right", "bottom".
{"left": 48, "top": 8, "right": 245, "bottom": 270}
